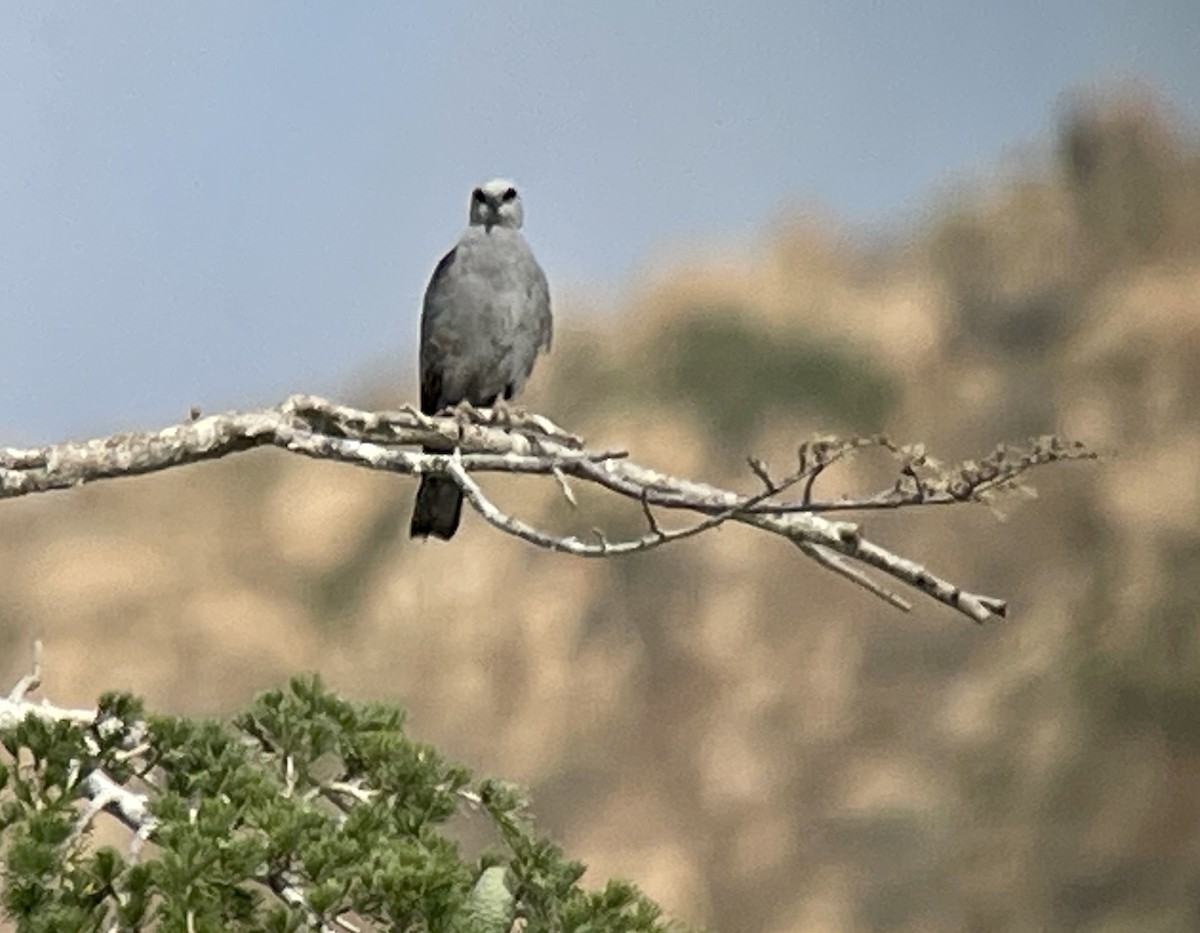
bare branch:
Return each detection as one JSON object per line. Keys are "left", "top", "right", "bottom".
{"left": 772, "top": 436, "right": 1098, "bottom": 514}
{"left": 0, "top": 394, "right": 1093, "bottom": 622}
{"left": 639, "top": 491, "right": 663, "bottom": 536}
{"left": 797, "top": 543, "right": 914, "bottom": 613}
{"left": 551, "top": 465, "right": 578, "bottom": 507}
{"left": 746, "top": 457, "right": 777, "bottom": 494}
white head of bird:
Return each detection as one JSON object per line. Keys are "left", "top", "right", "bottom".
{"left": 468, "top": 178, "right": 524, "bottom": 231}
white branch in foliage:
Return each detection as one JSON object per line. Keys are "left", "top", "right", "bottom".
{"left": 0, "top": 394, "right": 1093, "bottom": 623}
{"left": 0, "top": 668, "right": 157, "bottom": 860}
{"left": 0, "top": 654, "right": 338, "bottom": 933}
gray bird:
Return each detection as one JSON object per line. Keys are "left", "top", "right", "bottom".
{"left": 410, "top": 178, "right": 553, "bottom": 540}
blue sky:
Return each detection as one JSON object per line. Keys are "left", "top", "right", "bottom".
{"left": 1, "top": 1, "right": 1197, "bottom": 442}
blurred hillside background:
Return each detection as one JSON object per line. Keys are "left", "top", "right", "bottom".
{"left": 3, "top": 4, "right": 1200, "bottom": 932}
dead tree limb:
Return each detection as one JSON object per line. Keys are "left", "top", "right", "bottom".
{"left": 0, "top": 394, "right": 1095, "bottom": 623}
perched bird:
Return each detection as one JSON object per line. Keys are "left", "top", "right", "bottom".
{"left": 409, "top": 178, "right": 553, "bottom": 540}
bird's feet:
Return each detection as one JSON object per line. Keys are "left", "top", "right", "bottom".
{"left": 400, "top": 403, "right": 437, "bottom": 429}
{"left": 436, "top": 400, "right": 583, "bottom": 448}
{"left": 441, "top": 400, "right": 484, "bottom": 442}
{"left": 489, "top": 398, "right": 519, "bottom": 428}
{"left": 450, "top": 398, "right": 523, "bottom": 430}
{"left": 492, "top": 403, "right": 584, "bottom": 448}
{"left": 455, "top": 399, "right": 484, "bottom": 419}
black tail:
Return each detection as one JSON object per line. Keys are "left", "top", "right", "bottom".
{"left": 410, "top": 474, "right": 463, "bottom": 540}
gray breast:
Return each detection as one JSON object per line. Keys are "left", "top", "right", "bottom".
{"left": 419, "top": 226, "right": 552, "bottom": 412}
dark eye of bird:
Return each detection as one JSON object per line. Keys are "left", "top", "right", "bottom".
{"left": 472, "top": 188, "right": 486, "bottom": 203}
{"left": 502, "top": 187, "right": 517, "bottom": 202}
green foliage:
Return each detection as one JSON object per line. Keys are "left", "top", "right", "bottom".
{"left": 658, "top": 312, "right": 895, "bottom": 454}
{"left": 928, "top": 208, "right": 1081, "bottom": 357}
{"left": 1077, "top": 533, "right": 1200, "bottom": 754}
{"left": 1059, "top": 103, "right": 1177, "bottom": 268}
{"left": 0, "top": 676, "right": 687, "bottom": 933}
{"left": 546, "top": 311, "right": 894, "bottom": 457}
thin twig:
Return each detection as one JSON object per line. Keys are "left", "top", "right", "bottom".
{"left": 746, "top": 457, "right": 776, "bottom": 494}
